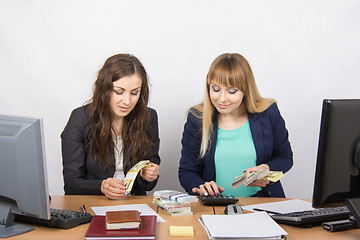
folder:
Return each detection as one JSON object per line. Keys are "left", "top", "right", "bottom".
{"left": 85, "top": 215, "right": 156, "bottom": 239}
{"left": 199, "top": 212, "right": 287, "bottom": 239}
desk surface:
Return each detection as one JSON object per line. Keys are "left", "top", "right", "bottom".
{"left": 8, "top": 195, "right": 360, "bottom": 240}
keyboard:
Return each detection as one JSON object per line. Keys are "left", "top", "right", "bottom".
{"left": 200, "top": 194, "right": 239, "bottom": 206}
{"left": 15, "top": 208, "right": 93, "bottom": 229}
{"left": 270, "top": 206, "right": 351, "bottom": 227}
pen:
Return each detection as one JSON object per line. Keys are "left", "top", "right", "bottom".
{"left": 253, "top": 208, "right": 280, "bottom": 215}
{"left": 80, "top": 204, "right": 87, "bottom": 213}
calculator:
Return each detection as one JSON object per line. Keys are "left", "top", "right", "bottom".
{"left": 200, "top": 194, "right": 239, "bottom": 206}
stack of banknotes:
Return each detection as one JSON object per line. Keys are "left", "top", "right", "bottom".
{"left": 231, "top": 170, "right": 284, "bottom": 189}
{"left": 123, "top": 160, "right": 150, "bottom": 193}
{"left": 152, "top": 190, "right": 198, "bottom": 216}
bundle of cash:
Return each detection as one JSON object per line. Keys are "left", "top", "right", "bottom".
{"left": 153, "top": 190, "right": 196, "bottom": 216}
{"left": 265, "top": 171, "right": 284, "bottom": 182}
{"left": 123, "top": 160, "right": 150, "bottom": 192}
{"left": 152, "top": 197, "right": 193, "bottom": 216}
{"left": 153, "top": 190, "right": 198, "bottom": 204}
{"left": 231, "top": 170, "right": 284, "bottom": 189}
{"left": 231, "top": 170, "right": 269, "bottom": 189}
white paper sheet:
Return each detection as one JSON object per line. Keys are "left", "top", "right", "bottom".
{"left": 243, "top": 199, "right": 315, "bottom": 214}
{"left": 201, "top": 212, "right": 287, "bottom": 238}
{"left": 91, "top": 203, "right": 166, "bottom": 222}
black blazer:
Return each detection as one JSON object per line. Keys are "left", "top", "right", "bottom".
{"left": 61, "top": 105, "right": 160, "bottom": 195}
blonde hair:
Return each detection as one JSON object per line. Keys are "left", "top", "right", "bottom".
{"left": 190, "top": 53, "right": 276, "bottom": 158}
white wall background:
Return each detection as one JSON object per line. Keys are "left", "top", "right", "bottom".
{"left": 1, "top": 0, "right": 359, "bottom": 199}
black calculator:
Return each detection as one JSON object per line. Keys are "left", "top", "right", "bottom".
{"left": 200, "top": 194, "right": 239, "bottom": 206}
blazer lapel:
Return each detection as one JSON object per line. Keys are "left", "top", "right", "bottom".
{"left": 249, "top": 113, "right": 265, "bottom": 165}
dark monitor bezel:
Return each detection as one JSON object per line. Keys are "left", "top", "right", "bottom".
{"left": 312, "top": 99, "right": 360, "bottom": 208}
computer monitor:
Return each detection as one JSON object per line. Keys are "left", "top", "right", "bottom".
{"left": 0, "top": 115, "right": 50, "bottom": 238}
{"left": 312, "top": 99, "right": 360, "bottom": 208}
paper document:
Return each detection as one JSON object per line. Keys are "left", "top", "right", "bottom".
{"left": 201, "top": 212, "right": 287, "bottom": 239}
{"left": 91, "top": 203, "right": 165, "bottom": 222}
{"left": 243, "top": 199, "right": 315, "bottom": 214}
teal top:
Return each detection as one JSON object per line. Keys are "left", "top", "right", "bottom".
{"left": 214, "top": 120, "right": 261, "bottom": 197}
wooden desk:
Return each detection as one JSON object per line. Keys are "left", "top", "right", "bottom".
{"left": 9, "top": 195, "right": 360, "bottom": 239}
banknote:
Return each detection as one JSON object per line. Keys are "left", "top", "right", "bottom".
{"left": 231, "top": 169, "right": 284, "bottom": 189}
{"left": 123, "top": 160, "right": 150, "bottom": 192}
{"left": 153, "top": 190, "right": 198, "bottom": 204}
{"left": 264, "top": 171, "right": 284, "bottom": 182}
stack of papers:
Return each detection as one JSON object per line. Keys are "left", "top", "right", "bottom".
{"left": 199, "top": 212, "right": 287, "bottom": 239}
{"left": 242, "top": 199, "right": 314, "bottom": 214}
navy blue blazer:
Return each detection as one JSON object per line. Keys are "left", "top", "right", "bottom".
{"left": 178, "top": 103, "right": 293, "bottom": 197}
{"left": 61, "top": 105, "right": 160, "bottom": 195}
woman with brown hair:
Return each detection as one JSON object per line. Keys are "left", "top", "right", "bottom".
{"left": 178, "top": 53, "right": 293, "bottom": 198}
{"left": 61, "top": 54, "right": 160, "bottom": 199}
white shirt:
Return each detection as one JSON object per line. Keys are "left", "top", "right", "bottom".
{"left": 113, "top": 136, "right": 125, "bottom": 181}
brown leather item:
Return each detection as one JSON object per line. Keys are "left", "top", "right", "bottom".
{"left": 105, "top": 210, "right": 142, "bottom": 230}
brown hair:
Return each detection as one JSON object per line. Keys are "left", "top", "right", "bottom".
{"left": 191, "top": 53, "right": 276, "bottom": 157}
{"left": 88, "top": 54, "right": 152, "bottom": 168}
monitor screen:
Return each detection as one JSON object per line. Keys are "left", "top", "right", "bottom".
{"left": 0, "top": 115, "right": 50, "bottom": 238}
{"left": 312, "top": 99, "right": 360, "bottom": 208}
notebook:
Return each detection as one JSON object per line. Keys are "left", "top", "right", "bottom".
{"left": 85, "top": 215, "right": 156, "bottom": 239}
{"left": 105, "top": 210, "right": 142, "bottom": 230}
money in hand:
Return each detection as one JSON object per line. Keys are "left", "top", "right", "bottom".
{"left": 231, "top": 169, "right": 283, "bottom": 189}
{"left": 123, "top": 160, "right": 150, "bottom": 192}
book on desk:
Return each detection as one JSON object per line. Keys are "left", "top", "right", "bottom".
{"left": 105, "top": 210, "right": 142, "bottom": 230}
{"left": 85, "top": 215, "right": 157, "bottom": 239}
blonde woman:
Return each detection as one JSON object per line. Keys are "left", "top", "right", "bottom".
{"left": 178, "top": 53, "right": 293, "bottom": 198}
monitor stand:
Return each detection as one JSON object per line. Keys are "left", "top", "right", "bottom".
{"left": 0, "top": 204, "right": 34, "bottom": 238}
{"left": 346, "top": 197, "right": 360, "bottom": 227}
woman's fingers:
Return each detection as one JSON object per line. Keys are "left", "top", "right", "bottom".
{"left": 101, "top": 178, "right": 126, "bottom": 199}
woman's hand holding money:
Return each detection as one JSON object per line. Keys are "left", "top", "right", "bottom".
{"left": 101, "top": 178, "right": 126, "bottom": 199}
{"left": 245, "top": 164, "right": 270, "bottom": 187}
{"left": 140, "top": 162, "right": 159, "bottom": 182}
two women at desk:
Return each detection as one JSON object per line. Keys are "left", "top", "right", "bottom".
{"left": 61, "top": 53, "right": 293, "bottom": 199}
